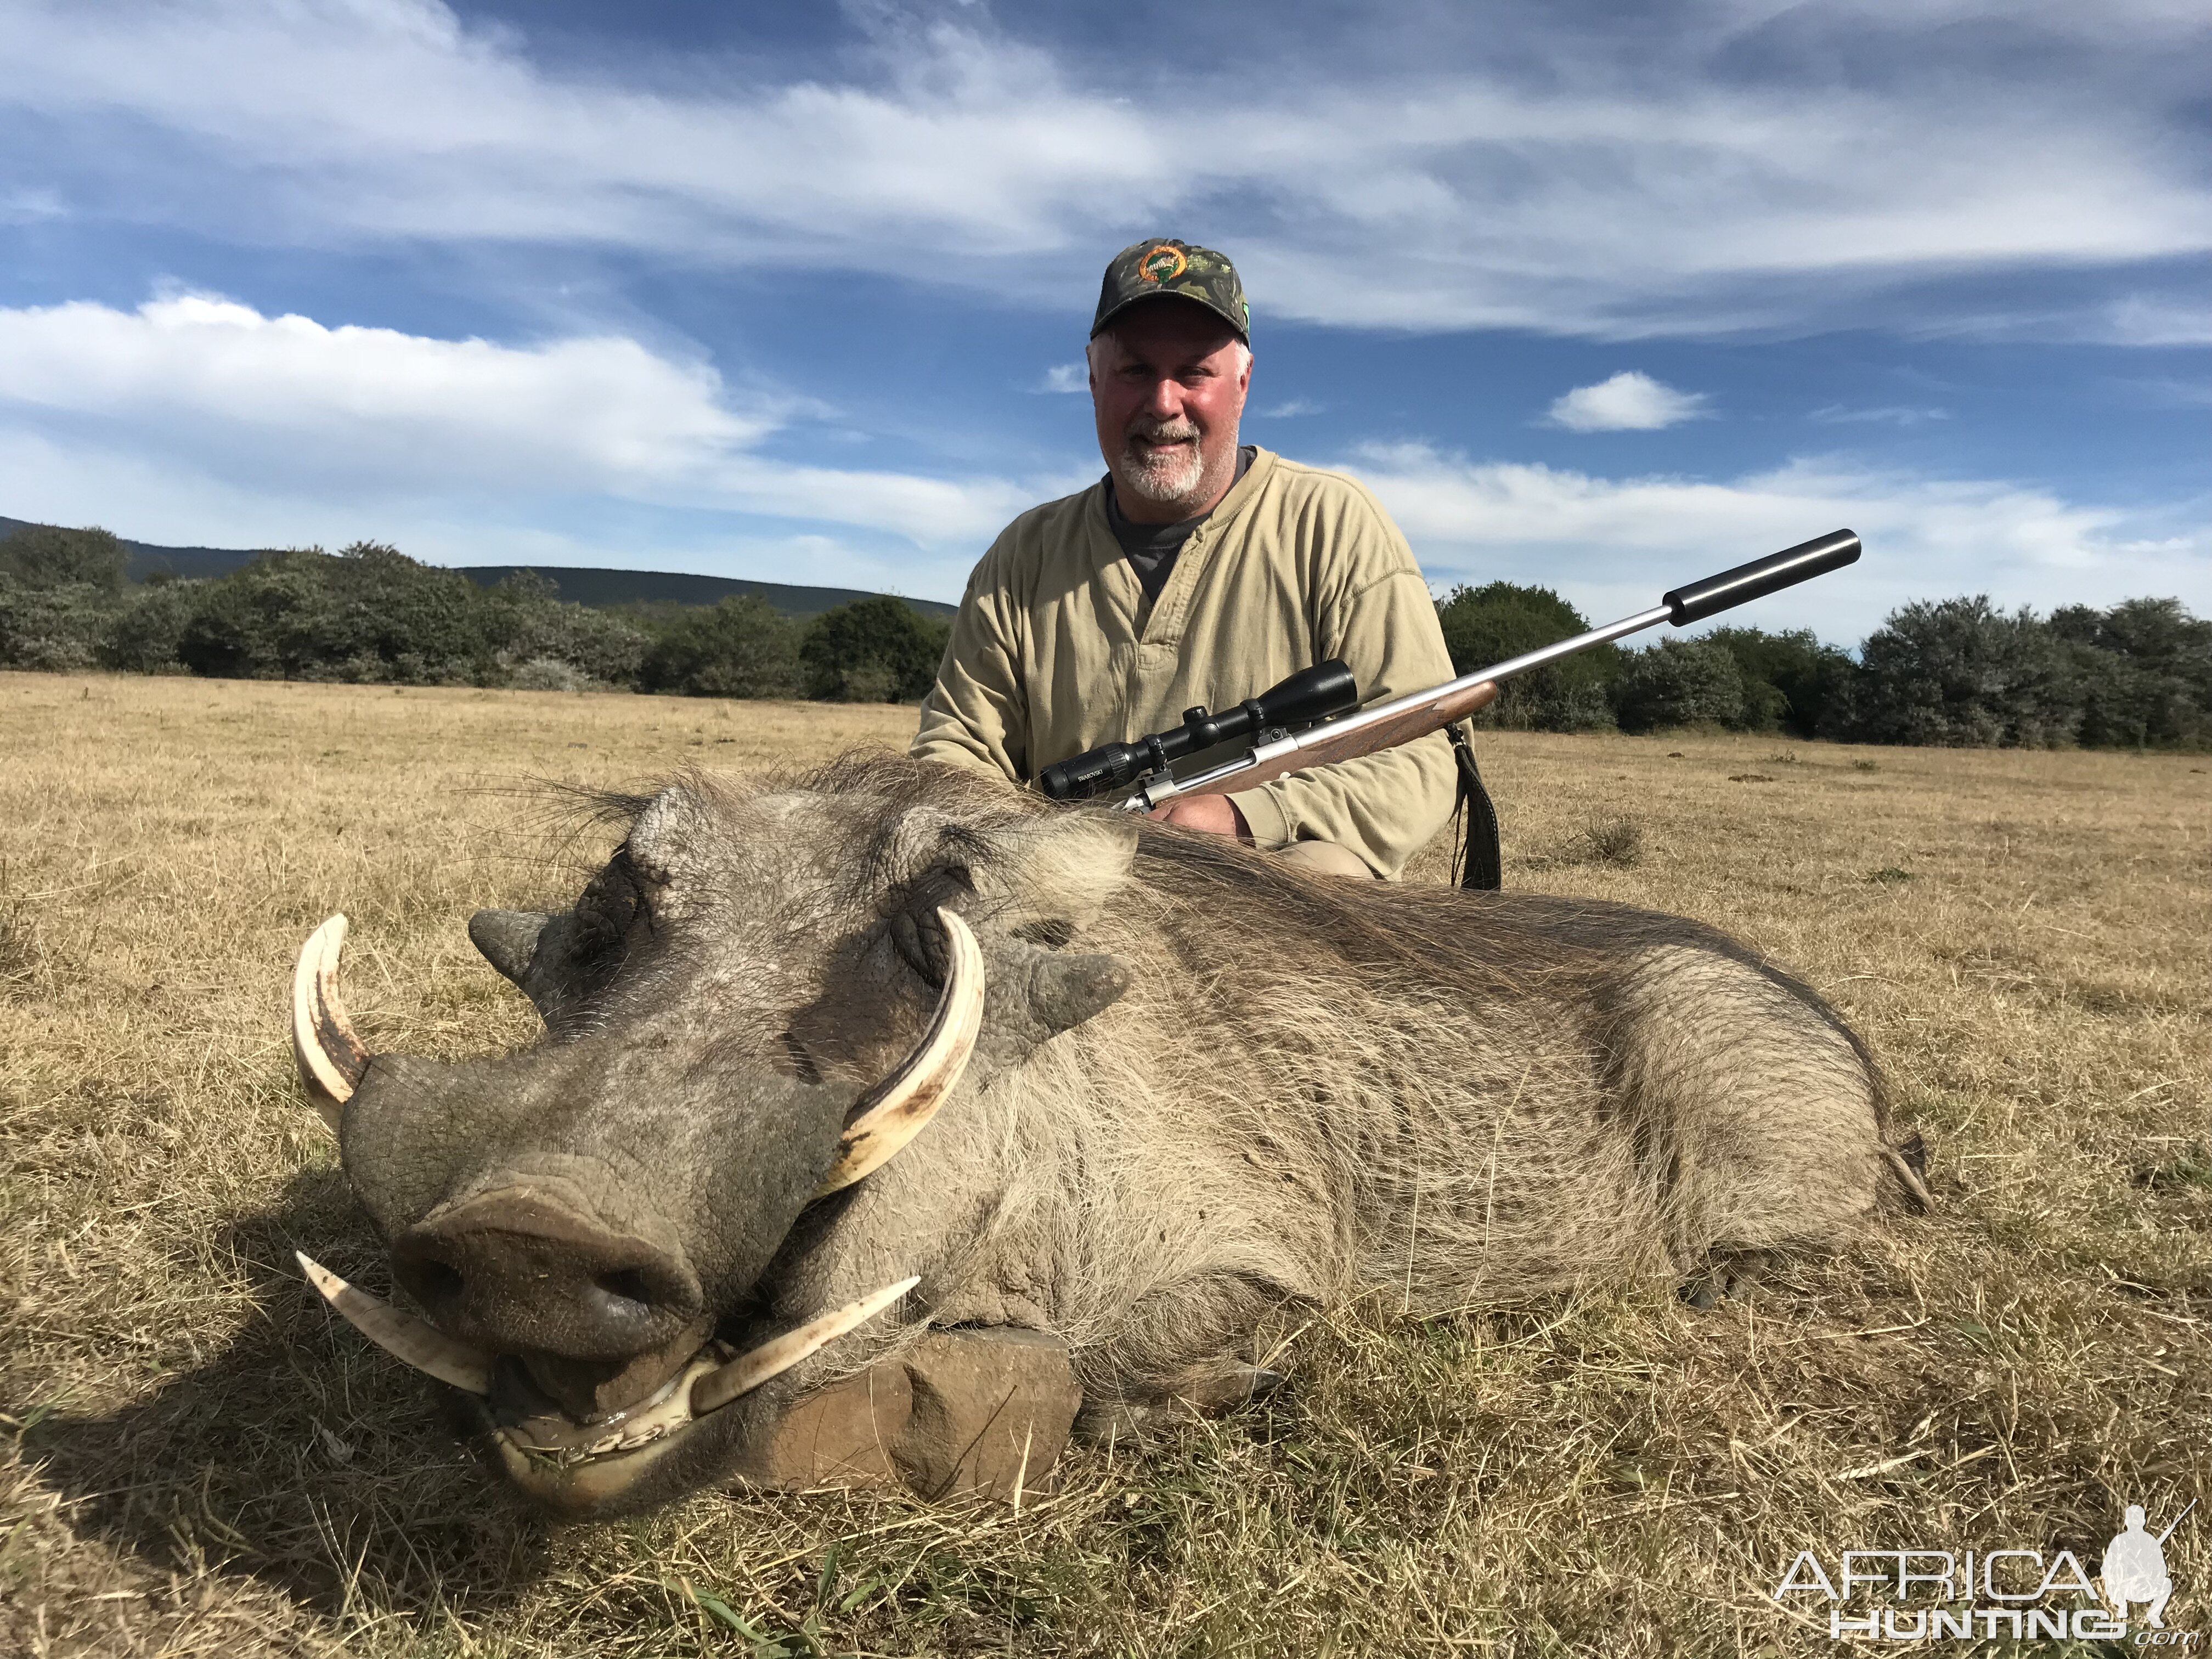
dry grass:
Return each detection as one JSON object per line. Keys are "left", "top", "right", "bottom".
{"left": 2, "top": 670, "right": 2208, "bottom": 1656}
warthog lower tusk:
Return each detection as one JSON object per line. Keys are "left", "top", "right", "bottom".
{"left": 297, "top": 1250, "right": 493, "bottom": 1396}
{"left": 813, "top": 908, "right": 984, "bottom": 1197}
{"left": 689, "top": 1276, "right": 919, "bottom": 1418}
{"left": 292, "top": 915, "right": 370, "bottom": 1132}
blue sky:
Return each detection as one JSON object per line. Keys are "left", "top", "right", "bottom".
{"left": 1, "top": 0, "right": 2206, "bottom": 644}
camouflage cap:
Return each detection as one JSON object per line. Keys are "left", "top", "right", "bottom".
{"left": 1091, "top": 238, "right": 1250, "bottom": 342}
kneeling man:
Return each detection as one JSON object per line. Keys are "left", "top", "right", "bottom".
{"left": 912, "top": 238, "right": 1459, "bottom": 879}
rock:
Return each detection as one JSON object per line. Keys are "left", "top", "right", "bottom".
{"left": 893, "top": 1328, "right": 1083, "bottom": 1500}
{"left": 738, "top": 1327, "right": 1082, "bottom": 1502}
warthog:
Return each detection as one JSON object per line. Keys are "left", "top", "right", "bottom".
{"left": 289, "top": 753, "right": 1927, "bottom": 1517}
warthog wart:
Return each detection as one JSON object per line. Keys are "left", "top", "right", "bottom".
{"left": 287, "top": 753, "right": 1928, "bottom": 1516}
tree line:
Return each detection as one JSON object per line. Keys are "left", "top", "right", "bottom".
{"left": 1437, "top": 580, "right": 2209, "bottom": 749}
{"left": 5, "top": 522, "right": 2207, "bottom": 747}
{"left": 0, "top": 525, "right": 946, "bottom": 703}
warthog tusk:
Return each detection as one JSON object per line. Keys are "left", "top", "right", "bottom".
{"left": 296, "top": 1250, "right": 493, "bottom": 1396}
{"left": 292, "top": 914, "right": 370, "bottom": 1132}
{"left": 690, "top": 1276, "right": 918, "bottom": 1418}
{"left": 813, "top": 908, "right": 984, "bottom": 1197}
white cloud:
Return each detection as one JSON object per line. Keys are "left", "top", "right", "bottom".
{"left": 0, "top": 294, "right": 1058, "bottom": 575}
{"left": 1036, "top": 362, "right": 1087, "bottom": 394}
{"left": 2103, "top": 297, "right": 2212, "bottom": 346}
{"left": 1342, "top": 444, "right": 2210, "bottom": 642}
{"left": 1545, "top": 372, "right": 1709, "bottom": 432}
{"left": 1809, "top": 405, "right": 1952, "bottom": 426}
{"left": 2, "top": 292, "right": 2200, "bottom": 632}
{"left": 1258, "top": 398, "right": 1323, "bottom": 418}
{"left": 3, "top": 1, "right": 2208, "bottom": 339}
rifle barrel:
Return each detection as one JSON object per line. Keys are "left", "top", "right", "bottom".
{"left": 1127, "top": 529, "right": 1860, "bottom": 810}
{"left": 2157, "top": 1499, "right": 2196, "bottom": 1545}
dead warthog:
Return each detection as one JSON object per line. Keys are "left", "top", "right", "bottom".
{"left": 289, "top": 754, "right": 1927, "bottom": 1516}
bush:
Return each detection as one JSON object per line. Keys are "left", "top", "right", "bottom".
{"left": 640, "top": 596, "right": 800, "bottom": 698}
{"left": 174, "top": 544, "right": 490, "bottom": 682}
{"left": 2051, "top": 597, "right": 2212, "bottom": 749}
{"left": 1702, "top": 626, "right": 1858, "bottom": 737}
{"left": 0, "top": 524, "right": 128, "bottom": 593}
{"left": 1434, "top": 582, "right": 1617, "bottom": 731}
{"left": 0, "top": 577, "right": 110, "bottom": 671}
{"left": 507, "top": 656, "right": 601, "bottom": 692}
{"left": 799, "top": 596, "right": 947, "bottom": 703}
{"left": 1847, "top": 596, "right": 2079, "bottom": 748}
{"left": 1611, "top": 637, "right": 1746, "bottom": 732}
{"left": 488, "top": 576, "right": 650, "bottom": 689}
{"left": 98, "top": 581, "right": 198, "bottom": 673}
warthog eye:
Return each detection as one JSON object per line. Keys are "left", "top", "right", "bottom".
{"left": 779, "top": 1030, "right": 823, "bottom": 1085}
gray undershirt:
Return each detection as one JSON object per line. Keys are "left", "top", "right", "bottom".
{"left": 1102, "top": 445, "right": 1256, "bottom": 605}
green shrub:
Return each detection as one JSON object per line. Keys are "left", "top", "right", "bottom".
{"left": 1611, "top": 637, "right": 1746, "bottom": 733}
{"left": 799, "top": 596, "right": 947, "bottom": 703}
{"left": 488, "top": 576, "right": 650, "bottom": 689}
{"left": 98, "top": 581, "right": 198, "bottom": 674}
{"left": 1847, "top": 596, "right": 2079, "bottom": 748}
{"left": 2051, "top": 597, "right": 2212, "bottom": 749}
{"left": 639, "top": 596, "right": 800, "bottom": 698}
{"left": 1434, "top": 582, "right": 1617, "bottom": 731}
{"left": 1702, "top": 626, "right": 1857, "bottom": 737}
{"left": 0, "top": 524, "right": 128, "bottom": 593}
{"left": 0, "top": 577, "right": 111, "bottom": 671}
{"left": 174, "top": 544, "right": 492, "bottom": 682}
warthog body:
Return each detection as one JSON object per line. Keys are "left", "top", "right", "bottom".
{"left": 296, "top": 753, "right": 1920, "bottom": 1515}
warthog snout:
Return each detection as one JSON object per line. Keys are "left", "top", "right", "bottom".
{"left": 392, "top": 1186, "right": 704, "bottom": 1363}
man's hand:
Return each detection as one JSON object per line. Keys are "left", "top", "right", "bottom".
{"left": 1147, "top": 793, "right": 1251, "bottom": 840}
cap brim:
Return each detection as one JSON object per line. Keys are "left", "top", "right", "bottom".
{"left": 1091, "top": 290, "right": 1248, "bottom": 341}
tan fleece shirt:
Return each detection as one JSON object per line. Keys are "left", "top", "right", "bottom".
{"left": 911, "top": 448, "right": 1459, "bottom": 878}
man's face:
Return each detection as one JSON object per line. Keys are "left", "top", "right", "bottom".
{"left": 1089, "top": 300, "right": 1250, "bottom": 522}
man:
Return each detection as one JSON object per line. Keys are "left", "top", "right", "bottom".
{"left": 911, "top": 238, "right": 1460, "bottom": 879}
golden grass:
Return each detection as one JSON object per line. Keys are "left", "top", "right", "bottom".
{"left": 2, "top": 670, "right": 2207, "bottom": 1656}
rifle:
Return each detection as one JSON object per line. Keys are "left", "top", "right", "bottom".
{"left": 1037, "top": 529, "right": 1861, "bottom": 810}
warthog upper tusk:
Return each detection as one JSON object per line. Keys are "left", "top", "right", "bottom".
{"left": 296, "top": 1250, "right": 493, "bottom": 1396}
{"left": 813, "top": 907, "right": 984, "bottom": 1197}
{"left": 689, "top": 1276, "right": 919, "bottom": 1418}
{"left": 292, "top": 914, "right": 370, "bottom": 1133}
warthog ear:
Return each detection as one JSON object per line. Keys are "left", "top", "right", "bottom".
{"left": 470, "top": 909, "right": 550, "bottom": 986}
{"left": 985, "top": 939, "right": 1130, "bottom": 1058}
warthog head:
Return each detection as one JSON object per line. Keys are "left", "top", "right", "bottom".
{"left": 287, "top": 759, "right": 1136, "bottom": 1515}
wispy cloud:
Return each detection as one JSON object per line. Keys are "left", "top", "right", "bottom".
{"left": 1342, "top": 443, "right": 2209, "bottom": 641}
{"left": 1809, "top": 404, "right": 1952, "bottom": 426}
{"left": 1257, "top": 398, "right": 1323, "bottom": 418}
{"left": 0, "top": 294, "right": 1052, "bottom": 560}
{"left": 2102, "top": 296, "right": 2212, "bottom": 346}
{"left": 3, "top": 0, "right": 2208, "bottom": 340}
{"left": 1035, "top": 362, "right": 1087, "bottom": 394}
{"left": 1545, "top": 372, "right": 1708, "bottom": 432}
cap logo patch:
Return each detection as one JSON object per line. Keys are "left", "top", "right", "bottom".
{"left": 1137, "top": 245, "right": 1187, "bottom": 284}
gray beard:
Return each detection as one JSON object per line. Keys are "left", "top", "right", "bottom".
{"left": 1117, "top": 425, "right": 1212, "bottom": 511}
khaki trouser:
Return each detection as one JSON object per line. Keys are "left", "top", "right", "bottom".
{"left": 1274, "top": 840, "right": 1374, "bottom": 880}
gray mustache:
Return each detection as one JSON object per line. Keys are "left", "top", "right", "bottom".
{"left": 1126, "top": 421, "right": 1199, "bottom": 445}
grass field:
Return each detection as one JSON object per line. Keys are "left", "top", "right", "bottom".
{"left": 2, "top": 670, "right": 2208, "bottom": 1657}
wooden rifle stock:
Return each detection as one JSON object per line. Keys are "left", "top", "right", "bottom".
{"left": 1158, "top": 680, "right": 1499, "bottom": 802}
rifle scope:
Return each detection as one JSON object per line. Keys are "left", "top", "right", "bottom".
{"left": 1037, "top": 659, "right": 1359, "bottom": 802}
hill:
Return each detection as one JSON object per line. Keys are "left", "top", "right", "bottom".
{"left": 452, "top": 564, "right": 954, "bottom": 620}
{"left": 0, "top": 516, "right": 954, "bottom": 620}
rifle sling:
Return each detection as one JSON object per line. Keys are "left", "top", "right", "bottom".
{"left": 1448, "top": 724, "right": 1502, "bottom": 891}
